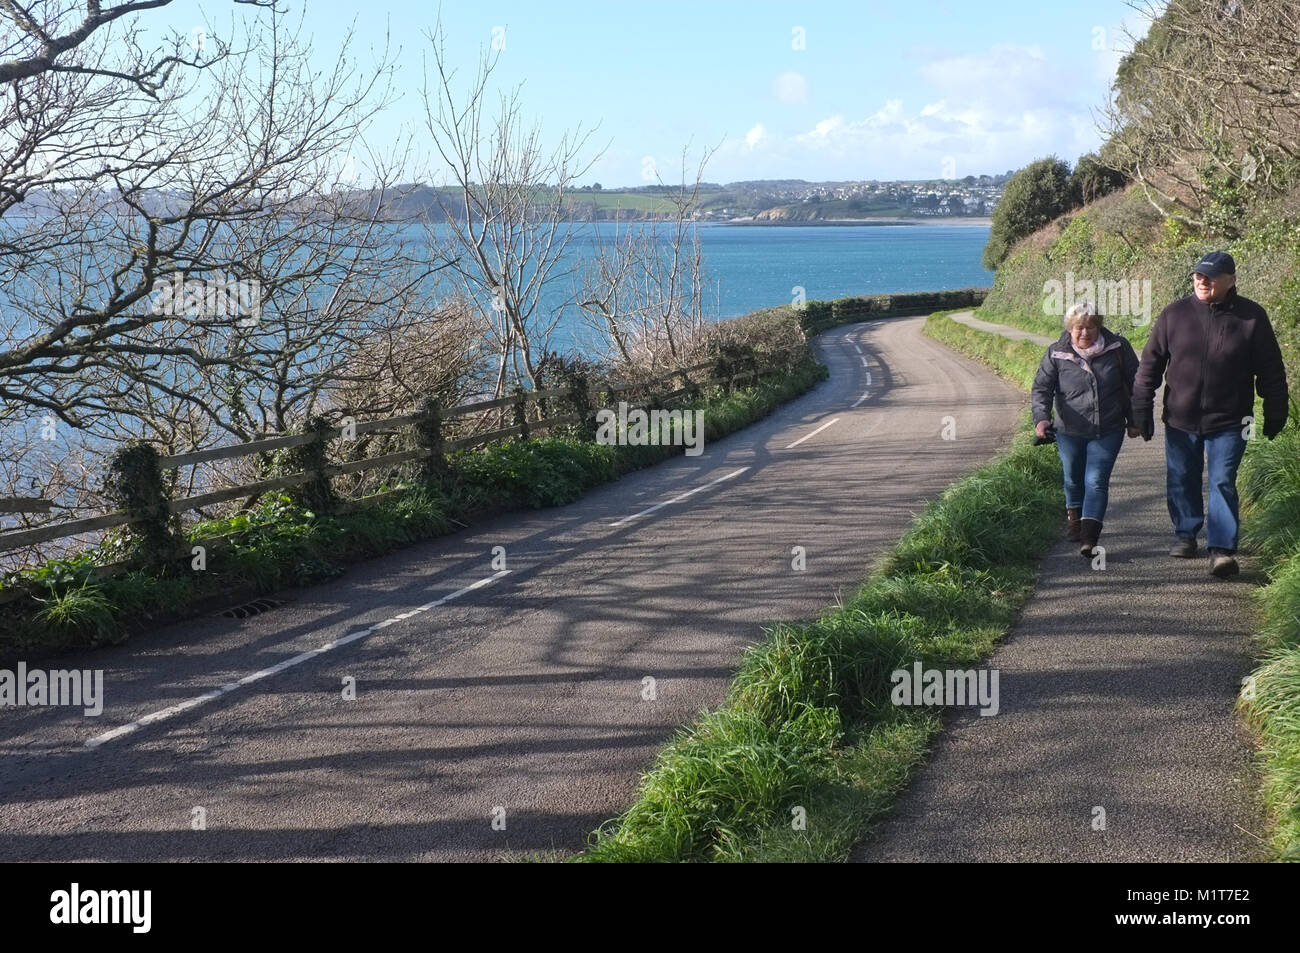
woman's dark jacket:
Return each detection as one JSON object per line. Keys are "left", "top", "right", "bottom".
{"left": 1032, "top": 327, "right": 1139, "bottom": 438}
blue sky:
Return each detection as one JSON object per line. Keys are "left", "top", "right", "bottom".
{"left": 155, "top": 0, "right": 1158, "bottom": 186}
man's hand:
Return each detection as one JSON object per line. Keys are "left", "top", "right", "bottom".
{"left": 1130, "top": 404, "right": 1156, "bottom": 442}
{"left": 1035, "top": 420, "right": 1051, "bottom": 440}
{"left": 1264, "top": 417, "right": 1286, "bottom": 440}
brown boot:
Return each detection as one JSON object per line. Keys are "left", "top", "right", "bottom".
{"left": 1078, "top": 518, "right": 1102, "bottom": 557}
{"left": 1064, "top": 507, "right": 1081, "bottom": 542}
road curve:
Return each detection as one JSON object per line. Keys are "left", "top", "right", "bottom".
{"left": 0, "top": 315, "right": 1025, "bottom": 862}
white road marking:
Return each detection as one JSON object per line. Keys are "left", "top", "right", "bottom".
{"left": 853, "top": 343, "right": 863, "bottom": 355}
{"left": 84, "top": 571, "right": 512, "bottom": 748}
{"left": 866, "top": 371, "right": 873, "bottom": 385}
{"left": 784, "top": 417, "right": 840, "bottom": 449}
{"left": 860, "top": 356, "right": 869, "bottom": 366}
{"left": 851, "top": 391, "right": 871, "bottom": 408}
{"left": 609, "top": 467, "right": 750, "bottom": 527}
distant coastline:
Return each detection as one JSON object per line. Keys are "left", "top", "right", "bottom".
{"left": 719, "top": 216, "right": 992, "bottom": 227}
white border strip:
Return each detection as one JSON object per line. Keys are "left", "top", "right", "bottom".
{"left": 609, "top": 467, "right": 750, "bottom": 527}
{"left": 784, "top": 417, "right": 840, "bottom": 449}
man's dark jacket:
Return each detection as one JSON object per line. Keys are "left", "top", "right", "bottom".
{"left": 1131, "top": 287, "right": 1289, "bottom": 439}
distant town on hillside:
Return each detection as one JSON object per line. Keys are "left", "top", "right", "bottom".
{"left": 328, "top": 173, "right": 1013, "bottom": 223}
{"left": 571, "top": 174, "right": 1012, "bottom": 222}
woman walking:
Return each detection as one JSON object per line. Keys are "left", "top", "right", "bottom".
{"left": 1032, "top": 301, "right": 1141, "bottom": 556}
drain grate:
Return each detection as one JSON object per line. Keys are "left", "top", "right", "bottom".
{"left": 220, "top": 597, "right": 286, "bottom": 620}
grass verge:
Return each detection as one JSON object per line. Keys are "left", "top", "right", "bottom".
{"left": 577, "top": 312, "right": 1062, "bottom": 862}
{"left": 1238, "top": 414, "right": 1300, "bottom": 860}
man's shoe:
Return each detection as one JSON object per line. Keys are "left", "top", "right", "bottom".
{"left": 1065, "top": 507, "right": 1081, "bottom": 542}
{"left": 1079, "top": 518, "right": 1102, "bottom": 557}
{"left": 1209, "top": 549, "right": 1239, "bottom": 578}
{"left": 1170, "top": 536, "right": 1198, "bottom": 558}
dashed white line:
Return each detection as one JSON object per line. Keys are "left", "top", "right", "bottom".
{"left": 609, "top": 467, "right": 750, "bottom": 527}
{"left": 784, "top": 417, "right": 840, "bottom": 449}
{"left": 851, "top": 391, "right": 871, "bottom": 408}
{"left": 84, "top": 570, "right": 512, "bottom": 748}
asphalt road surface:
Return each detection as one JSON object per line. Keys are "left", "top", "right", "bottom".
{"left": 0, "top": 315, "right": 1025, "bottom": 862}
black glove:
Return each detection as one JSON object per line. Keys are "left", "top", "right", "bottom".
{"left": 1130, "top": 410, "right": 1154, "bottom": 442}
{"left": 1264, "top": 417, "right": 1285, "bottom": 440}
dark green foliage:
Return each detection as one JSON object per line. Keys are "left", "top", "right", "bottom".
{"left": 1070, "top": 153, "right": 1127, "bottom": 206}
{"left": 511, "top": 385, "right": 530, "bottom": 441}
{"left": 101, "top": 441, "right": 180, "bottom": 570}
{"left": 283, "top": 416, "right": 338, "bottom": 514}
{"left": 414, "top": 396, "right": 448, "bottom": 485}
{"left": 982, "top": 157, "right": 1074, "bottom": 270}
{"left": 796, "top": 289, "right": 988, "bottom": 335}
{"left": 797, "top": 299, "right": 835, "bottom": 332}
{"left": 534, "top": 350, "right": 602, "bottom": 440}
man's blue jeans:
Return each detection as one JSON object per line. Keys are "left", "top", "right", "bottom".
{"left": 1164, "top": 424, "right": 1248, "bottom": 551}
{"left": 1056, "top": 429, "right": 1125, "bottom": 522}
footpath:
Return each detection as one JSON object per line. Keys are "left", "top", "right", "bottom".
{"left": 853, "top": 311, "right": 1269, "bottom": 861}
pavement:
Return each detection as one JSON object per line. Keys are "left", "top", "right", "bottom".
{"left": 0, "top": 315, "right": 1027, "bottom": 862}
{"left": 852, "top": 312, "right": 1269, "bottom": 862}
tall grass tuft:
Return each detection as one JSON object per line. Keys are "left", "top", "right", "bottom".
{"left": 581, "top": 398, "right": 1063, "bottom": 863}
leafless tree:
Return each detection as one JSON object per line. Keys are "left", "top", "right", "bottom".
{"left": 418, "top": 17, "right": 604, "bottom": 398}
{"left": 0, "top": 3, "right": 479, "bottom": 537}
{"left": 1103, "top": 0, "right": 1300, "bottom": 230}
{"left": 576, "top": 146, "right": 719, "bottom": 374}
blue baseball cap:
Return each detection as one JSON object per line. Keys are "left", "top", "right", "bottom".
{"left": 1192, "top": 251, "right": 1236, "bottom": 277}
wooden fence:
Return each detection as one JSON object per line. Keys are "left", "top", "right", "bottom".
{"left": 0, "top": 349, "right": 798, "bottom": 565}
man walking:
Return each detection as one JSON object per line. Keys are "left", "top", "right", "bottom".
{"left": 1131, "top": 251, "right": 1290, "bottom": 577}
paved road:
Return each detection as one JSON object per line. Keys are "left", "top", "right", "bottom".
{"left": 0, "top": 316, "right": 1026, "bottom": 862}
{"left": 853, "top": 314, "right": 1269, "bottom": 862}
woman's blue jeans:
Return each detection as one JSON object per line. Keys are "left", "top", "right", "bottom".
{"left": 1164, "top": 424, "right": 1248, "bottom": 552}
{"left": 1055, "top": 429, "right": 1125, "bottom": 522}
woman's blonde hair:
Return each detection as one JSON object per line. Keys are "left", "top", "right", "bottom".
{"left": 1064, "top": 301, "right": 1104, "bottom": 330}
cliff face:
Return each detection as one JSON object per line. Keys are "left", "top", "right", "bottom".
{"left": 754, "top": 205, "right": 807, "bottom": 222}
{"left": 752, "top": 204, "right": 895, "bottom": 222}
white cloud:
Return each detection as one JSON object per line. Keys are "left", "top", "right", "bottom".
{"left": 773, "top": 71, "right": 810, "bottom": 106}
{"left": 709, "top": 32, "right": 1168, "bottom": 182}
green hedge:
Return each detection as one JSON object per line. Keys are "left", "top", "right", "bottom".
{"left": 798, "top": 288, "right": 989, "bottom": 335}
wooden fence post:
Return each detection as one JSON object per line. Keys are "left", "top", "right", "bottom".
{"left": 102, "top": 441, "right": 180, "bottom": 570}
{"left": 415, "top": 396, "right": 448, "bottom": 485}
{"left": 512, "top": 386, "right": 530, "bottom": 441}
{"left": 286, "top": 416, "right": 337, "bottom": 513}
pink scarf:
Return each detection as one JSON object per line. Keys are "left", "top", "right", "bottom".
{"left": 1072, "top": 337, "right": 1106, "bottom": 361}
